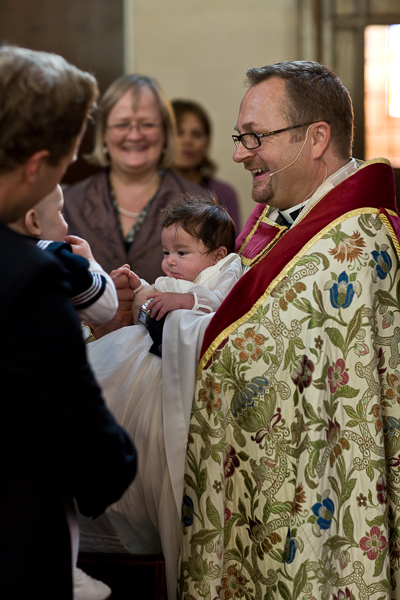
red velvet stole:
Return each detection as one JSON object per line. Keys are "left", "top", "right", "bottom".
{"left": 201, "top": 161, "right": 397, "bottom": 360}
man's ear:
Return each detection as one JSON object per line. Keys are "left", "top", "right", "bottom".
{"left": 24, "top": 208, "right": 42, "bottom": 237}
{"left": 213, "top": 246, "right": 228, "bottom": 264}
{"left": 24, "top": 150, "right": 50, "bottom": 183}
{"left": 311, "top": 122, "right": 331, "bottom": 160}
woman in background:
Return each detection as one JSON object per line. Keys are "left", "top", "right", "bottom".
{"left": 63, "top": 75, "right": 203, "bottom": 282}
{"left": 171, "top": 99, "right": 241, "bottom": 231}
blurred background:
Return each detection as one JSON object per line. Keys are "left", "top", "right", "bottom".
{"left": 1, "top": 0, "right": 400, "bottom": 221}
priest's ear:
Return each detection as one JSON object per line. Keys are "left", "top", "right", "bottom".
{"left": 310, "top": 121, "right": 331, "bottom": 160}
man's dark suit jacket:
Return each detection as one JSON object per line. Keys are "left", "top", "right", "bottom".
{"left": 0, "top": 224, "right": 137, "bottom": 599}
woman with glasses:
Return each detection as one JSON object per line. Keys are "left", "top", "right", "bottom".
{"left": 63, "top": 74, "right": 203, "bottom": 282}
{"left": 172, "top": 99, "right": 241, "bottom": 231}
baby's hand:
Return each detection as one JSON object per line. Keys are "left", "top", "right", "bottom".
{"left": 113, "top": 265, "right": 142, "bottom": 290}
{"left": 145, "top": 291, "right": 194, "bottom": 321}
{"left": 64, "top": 235, "right": 94, "bottom": 261}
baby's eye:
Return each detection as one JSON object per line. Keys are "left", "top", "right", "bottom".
{"left": 163, "top": 251, "right": 169, "bottom": 256}
{"left": 178, "top": 251, "right": 187, "bottom": 256}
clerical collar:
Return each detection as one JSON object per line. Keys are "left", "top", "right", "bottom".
{"left": 278, "top": 202, "right": 307, "bottom": 225}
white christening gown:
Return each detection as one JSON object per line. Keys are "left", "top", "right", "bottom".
{"left": 78, "top": 253, "right": 242, "bottom": 599}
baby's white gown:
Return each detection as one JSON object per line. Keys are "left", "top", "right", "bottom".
{"left": 78, "top": 254, "right": 241, "bottom": 599}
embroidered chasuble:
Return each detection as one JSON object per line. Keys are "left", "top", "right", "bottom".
{"left": 178, "top": 159, "right": 400, "bottom": 600}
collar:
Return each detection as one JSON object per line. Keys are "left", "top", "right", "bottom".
{"left": 269, "top": 158, "right": 360, "bottom": 225}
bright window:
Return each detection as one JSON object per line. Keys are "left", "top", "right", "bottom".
{"left": 365, "top": 24, "right": 400, "bottom": 167}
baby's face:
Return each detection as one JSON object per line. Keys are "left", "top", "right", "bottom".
{"left": 36, "top": 185, "right": 68, "bottom": 241}
{"left": 161, "top": 225, "right": 217, "bottom": 282}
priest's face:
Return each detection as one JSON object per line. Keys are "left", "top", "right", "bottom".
{"left": 232, "top": 77, "right": 314, "bottom": 210}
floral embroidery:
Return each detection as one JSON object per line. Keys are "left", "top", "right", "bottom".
{"left": 356, "top": 493, "right": 367, "bottom": 507}
{"left": 333, "top": 588, "right": 356, "bottom": 600}
{"left": 383, "top": 310, "right": 395, "bottom": 329}
{"left": 326, "top": 271, "right": 358, "bottom": 309}
{"left": 232, "top": 327, "right": 266, "bottom": 363}
{"left": 291, "top": 354, "right": 314, "bottom": 393}
{"left": 292, "top": 482, "right": 306, "bottom": 516}
{"left": 213, "top": 480, "right": 222, "bottom": 493}
{"left": 376, "top": 475, "right": 388, "bottom": 505}
{"left": 370, "top": 244, "right": 392, "bottom": 281}
{"left": 282, "top": 528, "right": 297, "bottom": 564}
{"left": 224, "top": 445, "right": 240, "bottom": 478}
{"left": 326, "top": 418, "right": 350, "bottom": 467}
{"left": 386, "top": 373, "right": 400, "bottom": 403}
{"left": 179, "top": 213, "right": 400, "bottom": 600}
{"left": 271, "top": 276, "right": 306, "bottom": 310}
{"left": 217, "top": 565, "right": 249, "bottom": 599}
{"left": 315, "top": 335, "right": 323, "bottom": 350}
{"left": 328, "top": 230, "right": 366, "bottom": 263}
{"left": 359, "top": 525, "right": 387, "bottom": 560}
{"left": 182, "top": 495, "right": 194, "bottom": 527}
{"left": 246, "top": 516, "right": 281, "bottom": 559}
{"left": 199, "top": 375, "right": 222, "bottom": 417}
{"left": 370, "top": 403, "right": 382, "bottom": 434}
{"left": 311, "top": 492, "right": 335, "bottom": 535}
{"left": 327, "top": 358, "right": 349, "bottom": 393}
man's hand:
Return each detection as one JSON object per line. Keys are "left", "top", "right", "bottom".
{"left": 145, "top": 291, "right": 194, "bottom": 321}
{"left": 85, "top": 264, "right": 136, "bottom": 339}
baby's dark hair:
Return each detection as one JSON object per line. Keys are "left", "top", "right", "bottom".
{"left": 160, "top": 193, "right": 236, "bottom": 254}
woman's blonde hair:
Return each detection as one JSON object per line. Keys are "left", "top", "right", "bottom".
{"left": 86, "top": 74, "right": 176, "bottom": 169}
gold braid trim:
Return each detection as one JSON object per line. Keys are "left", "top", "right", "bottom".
{"left": 197, "top": 207, "right": 384, "bottom": 378}
{"left": 379, "top": 210, "right": 400, "bottom": 262}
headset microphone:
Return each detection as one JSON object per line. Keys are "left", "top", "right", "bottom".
{"left": 269, "top": 124, "right": 313, "bottom": 177}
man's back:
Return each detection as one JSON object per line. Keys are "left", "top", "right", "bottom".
{"left": 0, "top": 224, "right": 137, "bottom": 598}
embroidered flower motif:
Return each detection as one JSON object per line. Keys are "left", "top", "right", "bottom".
{"left": 326, "top": 271, "right": 356, "bottom": 309}
{"left": 356, "top": 493, "right": 367, "bottom": 507}
{"left": 311, "top": 491, "right": 335, "bottom": 535}
{"left": 335, "top": 549, "right": 350, "bottom": 570}
{"left": 252, "top": 408, "right": 282, "bottom": 444}
{"left": 370, "top": 245, "right": 392, "bottom": 281}
{"left": 377, "top": 347, "right": 387, "bottom": 377}
{"left": 199, "top": 375, "right": 222, "bottom": 417}
{"left": 376, "top": 475, "right": 388, "bottom": 505}
{"left": 370, "top": 403, "right": 382, "bottom": 434}
{"left": 224, "top": 508, "right": 232, "bottom": 522}
{"left": 386, "top": 373, "right": 400, "bottom": 404}
{"left": 353, "top": 341, "right": 369, "bottom": 357}
{"left": 224, "top": 444, "right": 240, "bottom": 478}
{"left": 271, "top": 277, "right": 306, "bottom": 311}
{"left": 333, "top": 588, "right": 356, "bottom": 600}
{"left": 217, "top": 565, "right": 249, "bottom": 599}
{"left": 383, "top": 310, "right": 395, "bottom": 329}
{"left": 315, "top": 335, "right": 323, "bottom": 350}
{"left": 326, "top": 418, "right": 350, "bottom": 467}
{"left": 282, "top": 528, "right": 297, "bottom": 564}
{"left": 327, "top": 358, "right": 349, "bottom": 393}
{"left": 246, "top": 516, "right": 282, "bottom": 560}
{"left": 292, "top": 483, "right": 306, "bottom": 516}
{"left": 213, "top": 480, "right": 222, "bottom": 493}
{"left": 359, "top": 525, "right": 387, "bottom": 560}
{"left": 182, "top": 495, "right": 194, "bottom": 527}
{"left": 389, "top": 531, "right": 400, "bottom": 569}
{"left": 250, "top": 456, "right": 278, "bottom": 493}
{"left": 232, "top": 327, "right": 266, "bottom": 363}
{"left": 328, "top": 230, "right": 366, "bottom": 263}
{"left": 290, "top": 355, "right": 314, "bottom": 394}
